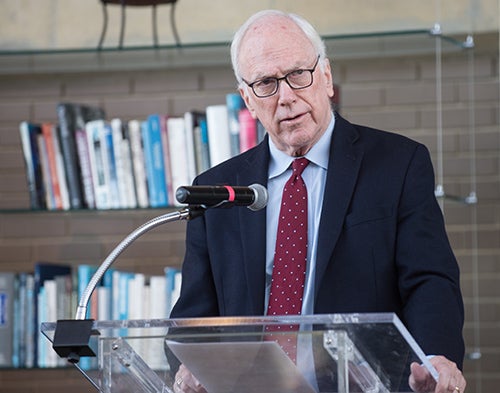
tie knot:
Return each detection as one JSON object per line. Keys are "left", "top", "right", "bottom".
{"left": 292, "top": 158, "right": 309, "bottom": 177}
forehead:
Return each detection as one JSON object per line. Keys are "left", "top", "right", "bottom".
{"left": 238, "top": 16, "right": 316, "bottom": 79}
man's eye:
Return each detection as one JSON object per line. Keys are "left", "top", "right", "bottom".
{"left": 258, "top": 78, "right": 276, "bottom": 87}
{"left": 289, "top": 69, "right": 305, "bottom": 77}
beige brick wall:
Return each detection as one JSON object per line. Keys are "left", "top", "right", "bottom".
{"left": 0, "top": 34, "right": 498, "bottom": 392}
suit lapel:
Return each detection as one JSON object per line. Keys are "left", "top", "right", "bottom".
{"left": 314, "top": 116, "right": 364, "bottom": 302}
{"left": 236, "top": 139, "right": 270, "bottom": 315}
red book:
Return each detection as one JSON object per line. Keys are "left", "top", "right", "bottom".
{"left": 238, "top": 108, "right": 258, "bottom": 153}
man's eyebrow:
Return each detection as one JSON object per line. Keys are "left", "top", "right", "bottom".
{"left": 251, "top": 62, "right": 307, "bottom": 81}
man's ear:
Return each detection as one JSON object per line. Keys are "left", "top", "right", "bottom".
{"left": 239, "top": 87, "right": 257, "bottom": 119}
{"left": 323, "top": 58, "right": 335, "bottom": 98}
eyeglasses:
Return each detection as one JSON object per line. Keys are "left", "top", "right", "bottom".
{"left": 243, "top": 55, "right": 321, "bottom": 98}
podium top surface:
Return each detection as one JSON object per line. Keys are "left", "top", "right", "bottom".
{"left": 41, "top": 313, "right": 438, "bottom": 393}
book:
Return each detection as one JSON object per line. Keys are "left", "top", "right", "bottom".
{"left": 128, "top": 119, "right": 149, "bottom": 208}
{"left": 76, "top": 265, "right": 98, "bottom": 320}
{"left": 238, "top": 108, "right": 258, "bottom": 153}
{"left": 111, "top": 118, "right": 137, "bottom": 209}
{"left": 182, "top": 111, "right": 200, "bottom": 184}
{"left": 206, "top": 104, "right": 232, "bottom": 167}
{"left": 226, "top": 93, "right": 245, "bottom": 157}
{"left": 57, "top": 102, "right": 105, "bottom": 209}
{"left": 142, "top": 116, "right": 168, "bottom": 208}
{"left": 97, "top": 269, "right": 114, "bottom": 321}
{"left": 193, "top": 115, "right": 211, "bottom": 174}
{"left": 75, "top": 126, "right": 96, "bottom": 209}
{"left": 0, "top": 272, "right": 16, "bottom": 367}
{"left": 184, "top": 111, "right": 209, "bottom": 178}
{"left": 166, "top": 116, "right": 190, "bottom": 204}
{"left": 165, "top": 267, "right": 181, "bottom": 316}
{"left": 157, "top": 114, "right": 174, "bottom": 203}
{"left": 36, "top": 133, "right": 55, "bottom": 210}
{"left": 100, "top": 122, "right": 121, "bottom": 209}
{"left": 86, "top": 120, "right": 110, "bottom": 210}
{"left": 24, "top": 274, "right": 35, "bottom": 368}
{"left": 41, "top": 123, "right": 64, "bottom": 210}
{"left": 19, "top": 122, "right": 46, "bottom": 210}
{"left": 112, "top": 270, "right": 135, "bottom": 321}
{"left": 42, "top": 123, "right": 69, "bottom": 210}
{"left": 53, "top": 126, "right": 71, "bottom": 210}
{"left": 33, "top": 262, "right": 72, "bottom": 367}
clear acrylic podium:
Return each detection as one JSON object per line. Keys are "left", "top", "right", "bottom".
{"left": 41, "top": 313, "right": 438, "bottom": 393}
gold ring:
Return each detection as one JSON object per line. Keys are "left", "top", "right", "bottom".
{"left": 176, "top": 378, "right": 183, "bottom": 387}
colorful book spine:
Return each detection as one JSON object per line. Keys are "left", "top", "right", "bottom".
{"left": 128, "top": 119, "right": 150, "bottom": 208}
{"left": 206, "top": 104, "right": 232, "bottom": 168}
{"left": 19, "top": 122, "right": 46, "bottom": 209}
{"left": 238, "top": 108, "right": 258, "bottom": 153}
{"left": 166, "top": 116, "right": 190, "bottom": 205}
{"left": 226, "top": 93, "right": 245, "bottom": 157}
{"left": 75, "top": 127, "right": 96, "bottom": 209}
{"left": 142, "top": 116, "right": 168, "bottom": 208}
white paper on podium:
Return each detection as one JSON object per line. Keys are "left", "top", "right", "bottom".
{"left": 166, "top": 340, "right": 317, "bottom": 393}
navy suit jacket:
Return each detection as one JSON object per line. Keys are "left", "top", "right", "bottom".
{"left": 170, "top": 114, "right": 465, "bottom": 368}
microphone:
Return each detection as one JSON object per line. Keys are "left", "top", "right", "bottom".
{"left": 176, "top": 183, "right": 268, "bottom": 211}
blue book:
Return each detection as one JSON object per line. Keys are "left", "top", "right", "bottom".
{"left": 226, "top": 93, "right": 245, "bottom": 157}
{"left": 142, "top": 116, "right": 168, "bottom": 207}
{"left": 102, "top": 123, "right": 121, "bottom": 209}
{"left": 76, "top": 265, "right": 97, "bottom": 319}
{"left": 33, "top": 262, "right": 71, "bottom": 368}
{"left": 25, "top": 274, "right": 35, "bottom": 368}
{"left": 19, "top": 122, "right": 46, "bottom": 209}
{"left": 165, "top": 267, "right": 181, "bottom": 316}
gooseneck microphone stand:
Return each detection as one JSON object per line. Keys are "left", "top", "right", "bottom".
{"left": 52, "top": 205, "right": 205, "bottom": 364}
{"left": 76, "top": 207, "right": 204, "bottom": 320}
{"left": 51, "top": 183, "right": 268, "bottom": 364}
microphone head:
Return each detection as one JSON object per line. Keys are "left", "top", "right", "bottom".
{"left": 248, "top": 183, "right": 268, "bottom": 211}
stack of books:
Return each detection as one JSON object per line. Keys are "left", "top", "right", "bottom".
{"left": 0, "top": 263, "right": 181, "bottom": 369}
{"left": 19, "top": 95, "right": 264, "bottom": 211}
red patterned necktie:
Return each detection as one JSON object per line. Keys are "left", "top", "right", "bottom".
{"left": 266, "top": 157, "right": 309, "bottom": 362}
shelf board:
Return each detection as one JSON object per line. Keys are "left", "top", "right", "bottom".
{"left": 0, "top": 29, "right": 469, "bottom": 75}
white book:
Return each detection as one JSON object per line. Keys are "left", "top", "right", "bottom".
{"left": 86, "top": 120, "right": 110, "bottom": 210}
{"left": 42, "top": 280, "right": 59, "bottom": 367}
{"left": 149, "top": 275, "right": 167, "bottom": 319}
{"left": 147, "top": 275, "right": 168, "bottom": 370}
{"left": 128, "top": 273, "right": 146, "bottom": 359}
{"left": 206, "top": 104, "right": 232, "bottom": 167}
{"left": 128, "top": 273, "right": 146, "bottom": 320}
{"left": 110, "top": 118, "right": 129, "bottom": 209}
{"left": 166, "top": 117, "right": 190, "bottom": 205}
{"left": 128, "top": 119, "right": 149, "bottom": 208}
{"left": 99, "top": 122, "right": 121, "bottom": 209}
{"left": 97, "top": 286, "right": 111, "bottom": 321}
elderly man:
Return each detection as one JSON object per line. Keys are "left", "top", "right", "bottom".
{"left": 170, "top": 9, "right": 466, "bottom": 393}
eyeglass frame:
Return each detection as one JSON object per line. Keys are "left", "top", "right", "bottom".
{"left": 242, "top": 55, "right": 321, "bottom": 98}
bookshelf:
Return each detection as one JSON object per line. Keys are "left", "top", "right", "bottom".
{"left": 1, "top": 27, "right": 494, "bottom": 392}
{"left": 0, "top": 29, "right": 468, "bottom": 74}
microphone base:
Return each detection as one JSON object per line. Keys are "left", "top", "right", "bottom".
{"left": 52, "top": 319, "right": 99, "bottom": 363}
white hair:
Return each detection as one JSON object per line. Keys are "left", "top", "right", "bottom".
{"left": 230, "top": 9, "right": 327, "bottom": 86}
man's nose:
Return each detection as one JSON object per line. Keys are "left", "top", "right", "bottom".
{"left": 277, "top": 79, "right": 297, "bottom": 103}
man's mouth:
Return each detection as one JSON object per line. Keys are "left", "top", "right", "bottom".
{"left": 280, "top": 112, "right": 306, "bottom": 123}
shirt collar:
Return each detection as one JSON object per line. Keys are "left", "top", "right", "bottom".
{"left": 269, "top": 112, "right": 335, "bottom": 179}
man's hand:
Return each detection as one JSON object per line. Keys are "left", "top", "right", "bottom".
{"left": 409, "top": 355, "right": 466, "bottom": 393}
{"left": 173, "top": 364, "right": 207, "bottom": 393}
